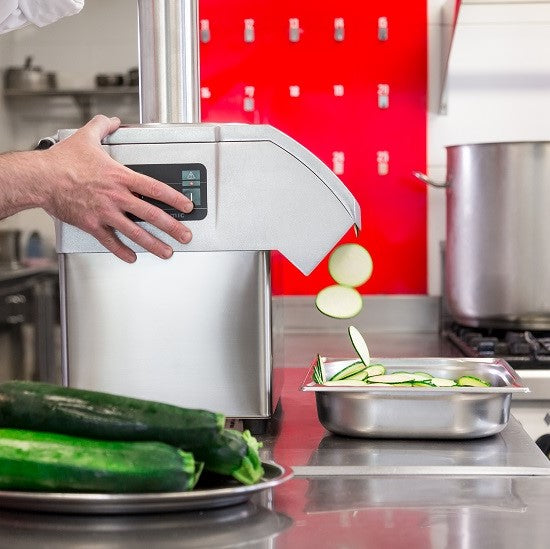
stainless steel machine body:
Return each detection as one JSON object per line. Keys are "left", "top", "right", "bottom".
{"left": 56, "top": 124, "right": 360, "bottom": 418}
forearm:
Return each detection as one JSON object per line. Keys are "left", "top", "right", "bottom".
{"left": 0, "top": 150, "right": 49, "bottom": 219}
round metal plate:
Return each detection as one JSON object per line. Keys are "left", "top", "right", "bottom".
{"left": 0, "top": 462, "right": 292, "bottom": 515}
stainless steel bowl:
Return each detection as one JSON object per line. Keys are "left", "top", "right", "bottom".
{"left": 300, "top": 358, "right": 529, "bottom": 439}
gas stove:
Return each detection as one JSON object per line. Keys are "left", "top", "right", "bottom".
{"left": 445, "top": 324, "right": 550, "bottom": 370}
{"left": 444, "top": 323, "right": 550, "bottom": 447}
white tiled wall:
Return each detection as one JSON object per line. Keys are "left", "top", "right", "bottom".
{"left": 1, "top": 0, "right": 548, "bottom": 291}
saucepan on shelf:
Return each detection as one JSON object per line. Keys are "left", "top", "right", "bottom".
{"left": 4, "top": 56, "right": 56, "bottom": 91}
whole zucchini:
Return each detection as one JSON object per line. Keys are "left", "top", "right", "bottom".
{"left": 0, "top": 428, "right": 201, "bottom": 493}
{"left": 193, "top": 429, "right": 264, "bottom": 485}
{"left": 0, "top": 381, "right": 264, "bottom": 485}
{"left": 0, "top": 381, "right": 224, "bottom": 446}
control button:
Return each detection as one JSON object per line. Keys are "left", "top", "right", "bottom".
{"left": 182, "top": 188, "right": 201, "bottom": 206}
{"left": 181, "top": 170, "right": 200, "bottom": 182}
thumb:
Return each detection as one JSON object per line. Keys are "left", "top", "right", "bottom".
{"left": 82, "top": 114, "right": 121, "bottom": 142}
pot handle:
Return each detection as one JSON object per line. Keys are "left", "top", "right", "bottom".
{"left": 412, "top": 171, "right": 449, "bottom": 188}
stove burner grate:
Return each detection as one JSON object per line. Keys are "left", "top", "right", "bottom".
{"left": 446, "top": 324, "right": 550, "bottom": 369}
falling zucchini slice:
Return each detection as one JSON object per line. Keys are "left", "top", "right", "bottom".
{"left": 315, "top": 285, "right": 363, "bottom": 319}
{"left": 348, "top": 326, "right": 370, "bottom": 366}
{"left": 328, "top": 243, "right": 374, "bottom": 287}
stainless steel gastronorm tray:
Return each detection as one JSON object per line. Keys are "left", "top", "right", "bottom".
{"left": 300, "top": 357, "right": 529, "bottom": 439}
{"left": 0, "top": 462, "right": 292, "bottom": 515}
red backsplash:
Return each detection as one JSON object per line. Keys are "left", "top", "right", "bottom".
{"left": 199, "top": 1, "right": 427, "bottom": 295}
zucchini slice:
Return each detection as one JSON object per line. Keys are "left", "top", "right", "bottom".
{"left": 366, "top": 373, "right": 416, "bottom": 384}
{"left": 342, "top": 370, "right": 369, "bottom": 381}
{"left": 430, "top": 377, "right": 457, "bottom": 387}
{"left": 328, "top": 243, "right": 374, "bottom": 287}
{"left": 329, "top": 361, "right": 366, "bottom": 381}
{"left": 312, "top": 355, "right": 326, "bottom": 384}
{"left": 348, "top": 325, "right": 370, "bottom": 366}
{"left": 411, "top": 372, "right": 433, "bottom": 381}
{"left": 364, "top": 364, "right": 386, "bottom": 377}
{"left": 323, "top": 380, "right": 367, "bottom": 387}
{"left": 456, "top": 376, "right": 491, "bottom": 387}
{"left": 315, "top": 285, "right": 363, "bottom": 319}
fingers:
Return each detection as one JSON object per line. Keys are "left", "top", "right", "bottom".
{"left": 125, "top": 199, "right": 193, "bottom": 244}
{"left": 81, "top": 114, "right": 121, "bottom": 142}
{"left": 126, "top": 169, "right": 194, "bottom": 213}
{"left": 92, "top": 226, "right": 137, "bottom": 264}
{"left": 109, "top": 214, "right": 182, "bottom": 259}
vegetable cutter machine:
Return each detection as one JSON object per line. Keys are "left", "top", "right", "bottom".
{"left": 53, "top": 1, "right": 361, "bottom": 427}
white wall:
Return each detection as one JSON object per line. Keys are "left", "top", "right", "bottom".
{"left": 427, "top": 0, "right": 550, "bottom": 295}
{"left": 0, "top": 0, "right": 138, "bottom": 255}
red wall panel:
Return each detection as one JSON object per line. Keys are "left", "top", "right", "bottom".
{"left": 199, "top": 1, "right": 427, "bottom": 295}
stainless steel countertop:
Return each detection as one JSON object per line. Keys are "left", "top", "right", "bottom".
{"left": 1, "top": 332, "right": 550, "bottom": 548}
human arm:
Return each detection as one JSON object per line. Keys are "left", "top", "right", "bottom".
{"left": 0, "top": 115, "right": 194, "bottom": 263}
{"left": 0, "top": 0, "right": 84, "bottom": 35}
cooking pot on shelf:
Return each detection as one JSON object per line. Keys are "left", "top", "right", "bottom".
{"left": 415, "top": 141, "right": 550, "bottom": 330}
{"left": 4, "top": 56, "right": 56, "bottom": 91}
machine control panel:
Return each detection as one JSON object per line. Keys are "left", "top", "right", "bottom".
{"left": 126, "top": 163, "right": 207, "bottom": 222}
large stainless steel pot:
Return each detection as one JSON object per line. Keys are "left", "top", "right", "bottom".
{"left": 416, "top": 142, "right": 550, "bottom": 329}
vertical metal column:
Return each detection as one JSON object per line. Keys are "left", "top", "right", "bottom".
{"left": 137, "top": 0, "right": 200, "bottom": 124}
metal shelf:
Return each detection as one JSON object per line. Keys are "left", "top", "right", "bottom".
{"left": 3, "top": 87, "right": 139, "bottom": 123}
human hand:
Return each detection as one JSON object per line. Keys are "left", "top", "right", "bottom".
{"left": 41, "top": 115, "right": 194, "bottom": 263}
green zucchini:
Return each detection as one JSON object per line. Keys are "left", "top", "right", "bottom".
{"left": 0, "top": 381, "right": 224, "bottom": 447}
{"left": 0, "top": 428, "right": 201, "bottom": 493}
{"left": 194, "top": 429, "right": 264, "bottom": 486}
{"left": 0, "top": 381, "right": 264, "bottom": 486}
